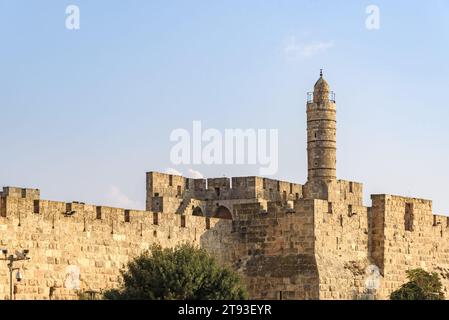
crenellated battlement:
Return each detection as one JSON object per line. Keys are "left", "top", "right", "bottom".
{"left": 145, "top": 172, "right": 304, "bottom": 215}
{"left": 145, "top": 171, "right": 308, "bottom": 223}
{"left": 0, "top": 186, "right": 229, "bottom": 234}
{"left": 0, "top": 186, "right": 40, "bottom": 200}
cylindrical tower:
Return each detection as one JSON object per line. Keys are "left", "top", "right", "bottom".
{"left": 307, "top": 71, "right": 337, "bottom": 182}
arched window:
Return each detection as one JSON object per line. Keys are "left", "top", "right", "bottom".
{"left": 192, "top": 207, "right": 204, "bottom": 217}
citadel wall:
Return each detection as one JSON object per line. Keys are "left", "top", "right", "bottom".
{"left": 229, "top": 201, "right": 319, "bottom": 300}
{"left": 213, "top": 178, "right": 373, "bottom": 300}
{"left": 0, "top": 187, "right": 233, "bottom": 300}
{"left": 2, "top": 180, "right": 449, "bottom": 300}
{"left": 312, "top": 199, "right": 370, "bottom": 299}
{"left": 370, "top": 195, "right": 449, "bottom": 299}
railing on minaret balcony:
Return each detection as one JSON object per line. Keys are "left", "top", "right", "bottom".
{"left": 306, "top": 91, "right": 336, "bottom": 103}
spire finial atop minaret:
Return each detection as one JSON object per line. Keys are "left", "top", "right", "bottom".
{"left": 320, "top": 69, "right": 323, "bottom": 77}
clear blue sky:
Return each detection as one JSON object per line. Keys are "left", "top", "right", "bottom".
{"left": 0, "top": 1, "right": 448, "bottom": 213}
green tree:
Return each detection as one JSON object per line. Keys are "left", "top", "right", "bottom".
{"left": 103, "top": 244, "right": 248, "bottom": 300}
{"left": 390, "top": 268, "right": 444, "bottom": 300}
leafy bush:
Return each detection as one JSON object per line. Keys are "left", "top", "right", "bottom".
{"left": 390, "top": 268, "right": 444, "bottom": 300}
{"left": 103, "top": 244, "right": 248, "bottom": 300}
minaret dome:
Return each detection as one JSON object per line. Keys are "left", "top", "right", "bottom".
{"left": 313, "top": 70, "right": 331, "bottom": 103}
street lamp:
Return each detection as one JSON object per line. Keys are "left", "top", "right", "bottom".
{"left": 1, "top": 248, "right": 30, "bottom": 300}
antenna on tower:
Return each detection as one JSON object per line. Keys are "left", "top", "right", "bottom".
{"left": 320, "top": 69, "right": 323, "bottom": 77}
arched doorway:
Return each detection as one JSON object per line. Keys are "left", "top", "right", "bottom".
{"left": 213, "top": 206, "right": 233, "bottom": 220}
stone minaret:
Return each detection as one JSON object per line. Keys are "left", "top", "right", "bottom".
{"left": 304, "top": 70, "right": 337, "bottom": 199}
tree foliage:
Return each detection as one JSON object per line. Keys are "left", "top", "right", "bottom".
{"left": 390, "top": 268, "right": 444, "bottom": 300}
{"left": 103, "top": 244, "right": 248, "bottom": 300}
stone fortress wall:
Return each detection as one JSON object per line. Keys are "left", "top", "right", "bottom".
{"left": 3, "top": 172, "right": 449, "bottom": 300}
{"left": 0, "top": 185, "right": 233, "bottom": 300}
{"left": 370, "top": 195, "right": 449, "bottom": 299}
{"left": 1, "top": 73, "right": 448, "bottom": 300}
{"left": 0, "top": 173, "right": 305, "bottom": 300}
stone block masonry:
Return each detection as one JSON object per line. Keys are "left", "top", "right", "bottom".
{"left": 3, "top": 176, "right": 448, "bottom": 300}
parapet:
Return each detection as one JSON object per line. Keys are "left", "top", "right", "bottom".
{"left": 370, "top": 194, "right": 433, "bottom": 211}
{"left": 370, "top": 194, "right": 436, "bottom": 232}
{"left": 1, "top": 187, "right": 40, "bottom": 200}
{"left": 146, "top": 171, "right": 303, "bottom": 205}
{"left": 254, "top": 177, "right": 303, "bottom": 201}
{"left": 336, "top": 180, "right": 363, "bottom": 205}
{"left": 0, "top": 185, "right": 230, "bottom": 236}
{"left": 303, "top": 179, "right": 363, "bottom": 205}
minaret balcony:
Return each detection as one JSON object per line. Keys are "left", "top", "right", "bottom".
{"left": 307, "top": 91, "right": 336, "bottom": 103}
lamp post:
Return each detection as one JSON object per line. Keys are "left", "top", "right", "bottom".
{"left": 1, "top": 248, "right": 30, "bottom": 300}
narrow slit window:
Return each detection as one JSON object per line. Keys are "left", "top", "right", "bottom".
{"left": 34, "top": 200, "right": 40, "bottom": 214}
{"left": 124, "top": 210, "right": 130, "bottom": 223}
{"left": 96, "top": 206, "right": 102, "bottom": 219}
{"left": 405, "top": 203, "right": 414, "bottom": 231}
{"left": 181, "top": 215, "right": 186, "bottom": 228}
{"left": 433, "top": 216, "right": 440, "bottom": 227}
